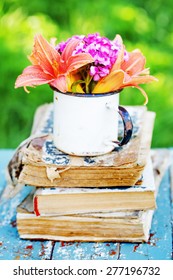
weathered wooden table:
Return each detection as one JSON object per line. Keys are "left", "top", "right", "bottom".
{"left": 0, "top": 149, "right": 172, "bottom": 260}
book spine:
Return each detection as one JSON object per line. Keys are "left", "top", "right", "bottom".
{"left": 33, "top": 196, "right": 40, "bottom": 216}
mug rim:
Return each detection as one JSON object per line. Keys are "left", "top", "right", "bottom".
{"left": 51, "top": 86, "right": 122, "bottom": 98}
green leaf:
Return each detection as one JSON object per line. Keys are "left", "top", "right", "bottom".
{"left": 71, "top": 80, "right": 85, "bottom": 93}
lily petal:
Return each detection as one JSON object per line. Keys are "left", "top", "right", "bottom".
{"left": 28, "top": 34, "right": 60, "bottom": 76}
{"left": 92, "top": 70, "right": 125, "bottom": 93}
{"left": 50, "top": 75, "right": 68, "bottom": 92}
{"left": 111, "top": 35, "right": 125, "bottom": 71}
{"left": 124, "top": 75, "right": 158, "bottom": 85}
{"left": 67, "top": 53, "right": 94, "bottom": 72}
{"left": 15, "top": 65, "right": 54, "bottom": 88}
{"left": 121, "top": 50, "right": 146, "bottom": 76}
{"left": 61, "top": 38, "right": 82, "bottom": 62}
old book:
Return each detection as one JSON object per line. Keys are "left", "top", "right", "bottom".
{"left": 33, "top": 157, "right": 156, "bottom": 216}
{"left": 7, "top": 104, "right": 155, "bottom": 188}
{"left": 16, "top": 150, "right": 169, "bottom": 243}
{"left": 17, "top": 193, "right": 154, "bottom": 242}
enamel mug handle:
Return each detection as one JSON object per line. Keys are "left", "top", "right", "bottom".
{"left": 115, "top": 106, "right": 133, "bottom": 146}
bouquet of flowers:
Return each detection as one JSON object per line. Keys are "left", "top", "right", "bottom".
{"left": 15, "top": 33, "right": 157, "bottom": 104}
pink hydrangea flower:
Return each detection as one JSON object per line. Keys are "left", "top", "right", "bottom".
{"left": 56, "top": 33, "right": 129, "bottom": 81}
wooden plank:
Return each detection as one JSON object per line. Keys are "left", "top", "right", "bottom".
{"left": 119, "top": 169, "right": 172, "bottom": 260}
{"left": 0, "top": 149, "right": 14, "bottom": 192}
{"left": 169, "top": 149, "right": 173, "bottom": 202}
{"left": 169, "top": 148, "right": 173, "bottom": 259}
{"left": 52, "top": 241, "right": 120, "bottom": 260}
{"left": 0, "top": 150, "right": 54, "bottom": 260}
{"left": 1, "top": 149, "right": 172, "bottom": 260}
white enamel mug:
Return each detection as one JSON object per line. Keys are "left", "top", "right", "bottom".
{"left": 53, "top": 91, "right": 133, "bottom": 156}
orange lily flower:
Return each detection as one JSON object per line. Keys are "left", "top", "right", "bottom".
{"left": 120, "top": 50, "right": 158, "bottom": 104}
{"left": 15, "top": 34, "right": 94, "bottom": 92}
{"left": 92, "top": 35, "right": 158, "bottom": 104}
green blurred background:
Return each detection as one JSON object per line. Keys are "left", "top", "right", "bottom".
{"left": 0, "top": 0, "right": 173, "bottom": 148}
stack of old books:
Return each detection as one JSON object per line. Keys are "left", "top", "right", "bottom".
{"left": 6, "top": 103, "right": 164, "bottom": 242}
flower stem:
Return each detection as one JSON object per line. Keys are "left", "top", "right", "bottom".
{"left": 85, "top": 74, "right": 93, "bottom": 93}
